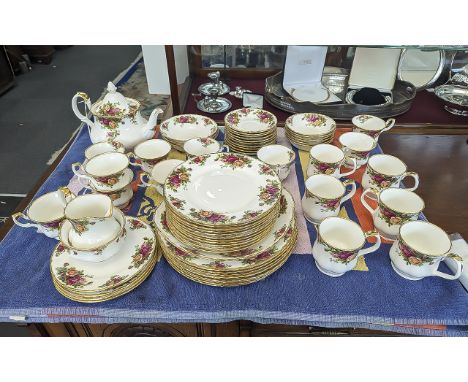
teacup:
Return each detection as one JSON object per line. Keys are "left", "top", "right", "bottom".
{"left": 183, "top": 137, "right": 228, "bottom": 158}
{"left": 59, "top": 207, "right": 126, "bottom": 263}
{"left": 81, "top": 182, "right": 134, "bottom": 209}
{"left": 306, "top": 144, "right": 357, "bottom": 178}
{"left": 72, "top": 152, "right": 130, "bottom": 188}
{"left": 84, "top": 141, "right": 125, "bottom": 161}
{"left": 139, "top": 159, "right": 184, "bottom": 195}
{"left": 339, "top": 132, "right": 377, "bottom": 168}
{"left": 362, "top": 154, "right": 419, "bottom": 192}
{"left": 361, "top": 187, "right": 425, "bottom": 241}
{"left": 12, "top": 187, "right": 75, "bottom": 239}
{"left": 312, "top": 217, "right": 381, "bottom": 277}
{"left": 64, "top": 194, "right": 120, "bottom": 250}
{"left": 390, "top": 221, "right": 463, "bottom": 281}
{"left": 128, "top": 139, "right": 171, "bottom": 173}
{"left": 302, "top": 174, "right": 356, "bottom": 223}
{"left": 257, "top": 145, "right": 296, "bottom": 181}
{"left": 352, "top": 115, "right": 395, "bottom": 139}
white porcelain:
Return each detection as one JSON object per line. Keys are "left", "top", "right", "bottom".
{"left": 257, "top": 145, "right": 295, "bottom": 181}
{"left": 183, "top": 137, "right": 228, "bottom": 158}
{"left": 338, "top": 132, "right": 377, "bottom": 168}
{"left": 139, "top": 159, "right": 184, "bottom": 195}
{"left": 160, "top": 114, "right": 218, "bottom": 142}
{"left": 72, "top": 152, "right": 130, "bottom": 188}
{"left": 312, "top": 217, "right": 381, "bottom": 277}
{"left": 72, "top": 82, "right": 163, "bottom": 150}
{"left": 361, "top": 188, "right": 425, "bottom": 241}
{"left": 64, "top": 194, "right": 120, "bottom": 250}
{"left": 362, "top": 154, "right": 419, "bottom": 192}
{"left": 352, "top": 115, "right": 395, "bottom": 139}
{"left": 390, "top": 221, "right": 463, "bottom": 281}
{"left": 225, "top": 108, "right": 277, "bottom": 133}
{"left": 59, "top": 208, "right": 126, "bottom": 263}
{"left": 84, "top": 141, "right": 125, "bottom": 161}
{"left": 82, "top": 183, "right": 134, "bottom": 209}
{"left": 285, "top": 113, "right": 336, "bottom": 135}
{"left": 12, "top": 187, "right": 75, "bottom": 239}
{"left": 306, "top": 144, "right": 357, "bottom": 178}
{"left": 128, "top": 139, "right": 171, "bottom": 173}
{"left": 302, "top": 174, "right": 356, "bottom": 223}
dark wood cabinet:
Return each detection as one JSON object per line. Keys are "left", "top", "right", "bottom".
{"left": 0, "top": 46, "right": 15, "bottom": 95}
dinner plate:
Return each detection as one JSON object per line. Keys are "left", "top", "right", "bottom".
{"left": 164, "top": 153, "right": 282, "bottom": 225}
{"left": 285, "top": 113, "right": 336, "bottom": 136}
{"left": 160, "top": 114, "right": 218, "bottom": 142}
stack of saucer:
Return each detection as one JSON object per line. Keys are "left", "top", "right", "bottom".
{"left": 224, "top": 108, "right": 277, "bottom": 155}
{"left": 160, "top": 114, "right": 219, "bottom": 152}
{"left": 157, "top": 189, "right": 297, "bottom": 287}
{"left": 163, "top": 152, "right": 282, "bottom": 253}
{"left": 285, "top": 113, "right": 336, "bottom": 151}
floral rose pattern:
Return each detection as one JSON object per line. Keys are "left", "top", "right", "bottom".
{"left": 166, "top": 166, "right": 191, "bottom": 191}
{"left": 95, "top": 172, "right": 123, "bottom": 186}
{"left": 129, "top": 237, "right": 154, "bottom": 269}
{"left": 169, "top": 196, "right": 186, "bottom": 210}
{"left": 309, "top": 192, "right": 340, "bottom": 212}
{"left": 129, "top": 219, "right": 145, "bottom": 230}
{"left": 367, "top": 166, "right": 396, "bottom": 189}
{"left": 98, "top": 274, "right": 128, "bottom": 288}
{"left": 258, "top": 179, "right": 281, "bottom": 206}
{"left": 98, "top": 102, "right": 126, "bottom": 118}
{"left": 241, "top": 247, "right": 276, "bottom": 265}
{"left": 349, "top": 150, "right": 370, "bottom": 160}
{"left": 274, "top": 224, "right": 288, "bottom": 240}
{"left": 208, "top": 261, "right": 231, "bottom": 269}
{"left": 188, "top": 208, "right": 234, "bottom": 224}
{"left": 160, "top": 212, "right": 170, "bottom": 233}
{"left": 302, "top": 113, "right": 327, "bottom": 127}
{"left": 356, "top": 115, "right": 372, "bottom": 124}
{"left": 71, "top": 219, "right": 96, "bottom": 235}
{"left": 378, "top": 205, "right": 411, "bottom": 227}
{"left": 197, "top": 137, "right": 212, "bottom": 147}
{"left": 174, "top": 115, "right": 197, "bottom": 124}
{"left": 253, "top": 110, "right": 275, "bottom": 126}
{"left": 239, "top": 210, "right": 261, "bottom": 221}
{"left": 398, "top": 241, "right": 435, "bottom": 266}
{"left": 202, "top": 117, "right": 214, "bottom": 126}
{"left": 167, "top": 242, "right": 197, "bottom": 260}
{"left": 279, "top": 194, "right": 288, "bottom": 214}
{"left": 190, "top": 155, "right": 208, "bottom": 166}
{"left": 56, "top": 263, "right": 93, "bottom": 288}
{"left": 215, "top": 153, "right": 252, "bottom": 169}
{"left": 55, "top": 243, "right": 67, "bottom": 257}
{"left": 310, "top": 157, "right": 338, "bottom": 175}
{"left": 108, "top": 189, "right": 124, "bottom": 201}
{"left": 44, "top": 220, "right": 61, "bottom": 229}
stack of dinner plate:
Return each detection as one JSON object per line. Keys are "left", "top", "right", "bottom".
{"left": 224, "top": 108, "right": 277, "bottom": 155}
{"left": 50, "top": 216, "right": 158, "bottom": 303}
{"left": 160, "top": 114, "right": 219, "bottom": 152}
{"left": 285, "top": 113, "right": 336, "bottom": 151}
{"left": 156, "top": 152, "right": 297, "bottom": 286}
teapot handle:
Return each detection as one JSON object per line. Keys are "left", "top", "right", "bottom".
{"left": 72, "top": 92, "right": 95, "bottom": 130}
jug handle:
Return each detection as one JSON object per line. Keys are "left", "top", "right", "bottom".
{"left": 72, "top": 92, "right": 95, "bottom": 130}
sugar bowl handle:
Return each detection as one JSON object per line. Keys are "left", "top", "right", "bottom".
{"left": 434, "top": 254, "right": 464, "bottom": 280}
{"left": 357, "top": 230, "right": 381, "bottom": 257}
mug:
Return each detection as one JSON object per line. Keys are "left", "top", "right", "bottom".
{"left": 183, "top": 137, "right": 228, "bottom": 158}
{"left": 139, "top": 159, "right": 184, "bottom": 195}
{"left": 361, "top": 187, "right": 425, "bottom": 241}
{"left": 84, "top": 140, "right": 125, "bottom": 161}
{"left": 12, "top": 187, "right": 74, "bottom": 239}
{"left": 362, "top": 154, "right": 419, "bottom": 192}
{"left": 302, "top": 174, "right": 356, "bottom": 223}
{"left": 352, "top": 115, "right": 395, "bottom": 139}
{"left": 257, "top": 144, "right": 295, "bottom": 181}
{"left": 312, "top": 217, "right": 381, "bottom": 277}
{"left": 72, "top": 152, "right": 130, "bottom": 188}
{"left": 306, "top": 143, "right": 357, "bottom": 178}
{"left": 338, "top": 132, "right": 377, "bottom": 168}
{"left": 390, "top": 221, "right": 463, "bottom": 281}
{"left": 128, "top": 139, "right": 171, "bottom": 173}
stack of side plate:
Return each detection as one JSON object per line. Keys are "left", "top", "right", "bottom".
{"left": 160, "top": 114, "right": 219, "bottom": 152}
{"left": 50, "top": 217, "right": 158, "bottom": 303}
{"left": 285, "top": 113, "right": 336, "bottom": 151}
{"left": 156, "top": 189, "right": 297, "bottom": 287}
{"left": 163, "top": 152, "right": 282, "bottom": 253}
{"left": 224, "top": 108, "right": 277, "bottom": 156}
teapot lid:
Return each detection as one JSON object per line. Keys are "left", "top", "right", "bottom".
{"left": 99, "top": 82, "right": 130, "bottom": 113}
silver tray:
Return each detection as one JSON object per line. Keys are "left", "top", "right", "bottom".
{"left": 265, "top": 72, "right": 417, "bottom": 120}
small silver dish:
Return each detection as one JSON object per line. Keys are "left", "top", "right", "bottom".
{"left": 434, "top": 84, "right": 468, "bottom": 116}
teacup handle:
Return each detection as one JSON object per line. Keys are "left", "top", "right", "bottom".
{"left": 400, "top": 171, "right": 419, "bottom": 191}
{"left": 138, "top": 172, "right": 152, "bottom": 188}
{"left": 433, "top": 254, "right": 463, "bottom": 280}
{"left": 341, "top": 179, "right": 356, "bottom": 203}
{"left": 58, "top": 186, "right": 75, "bottom": 202}
{"left": 127, "top": 152, "right": 143, "bottom": 168}
{"left": 360, "top": 188, "right": 379, "bottom": 215}
{"left": 382, "top": 118, "right": 396, "bottom": 132}
{"left": 221, "top": 144, "right": 230, "bottom": 153}
{"left": 11, "top": 212, "right": 41, "bottom": 231}
{"left": 339, "top": 158, "right": 357, "bottom": 178}
{"left": 357, "top": 230, "right": 381, "bottom": 257}
{"left": 71, "top": 162, "right": 91, "bottom": 182}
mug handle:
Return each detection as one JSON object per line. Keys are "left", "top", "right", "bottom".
{"left": 433, "top": 254, "right": 463, "bottom": 280}
{"left": 71, "top": 162, "right": 91, "bottom": 182}
{"left": 382, "top": 118, "right": 396, "bottom": 132}
{"left": 138, "top": 172, "right": 152, "bottom": 188}
{"left": 127, "top": 152, "right": 143, "bottom": 168}
{"left": 221, "top": 144, "right": 230, "bottom": 153}
{"left": 357, "top": 230, "right": 381, "bottom": 257}
{"left": 360, "top": 188, "right": 379, "bottom": 215}
{"left": 341, "top": 179, "right": 356, "bottom": 203}
{"left": 12, "top": 212, "right": 42, "bottom": 231}
{"left": 400, "top": 171, "right": 419, "bottom": 191}
{"left": 339, "top": 158, "right": 357, "bottom": 178}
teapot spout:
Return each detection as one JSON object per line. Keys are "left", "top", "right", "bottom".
{"left": 144, "top": 107, "right": 164, "bottom": 134}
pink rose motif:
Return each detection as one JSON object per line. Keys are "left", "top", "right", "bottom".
{"left": 224, "top": 154, "right": 239, "bottom": 163}
{"left": 382, "top": 207, "right": 395, "bottom": 219}
{"left": 67, "top": 275, "right": 81, "bottom": 285}
{"left": 380, "top": 181, "right": 391, "bottom": 188}
{"left": 139, "top": 243, "right": 152, "bottom": 256}
{"left": 256, "top": 250, "right": 272, "bottom": 260}
{"left": 100, "top": 118, "right": 110, "bottom": 126}
{"left": 325, "top": 199, "right": 340, "bottom": 209}
{"left": 335, "top": 251, "right": 355, "bottom": 260}
{"left": 317, "top": 163, "right": 331, "bottom": 173}
{"left": 169, "top": 174, "right": 181, "bottom": 186}
{"left": 178, "top": 116, "right": 190, "bottom": 123}
{"left": 400, "top": 243, "right": 414, "bottom": 258}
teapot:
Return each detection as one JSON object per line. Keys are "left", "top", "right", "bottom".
{"left": 72, "top": 82, "right": 163, "bottom": 150}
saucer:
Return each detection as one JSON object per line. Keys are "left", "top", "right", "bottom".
{"left": 88, "top": 168, "right": 134, "bottom": 192}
